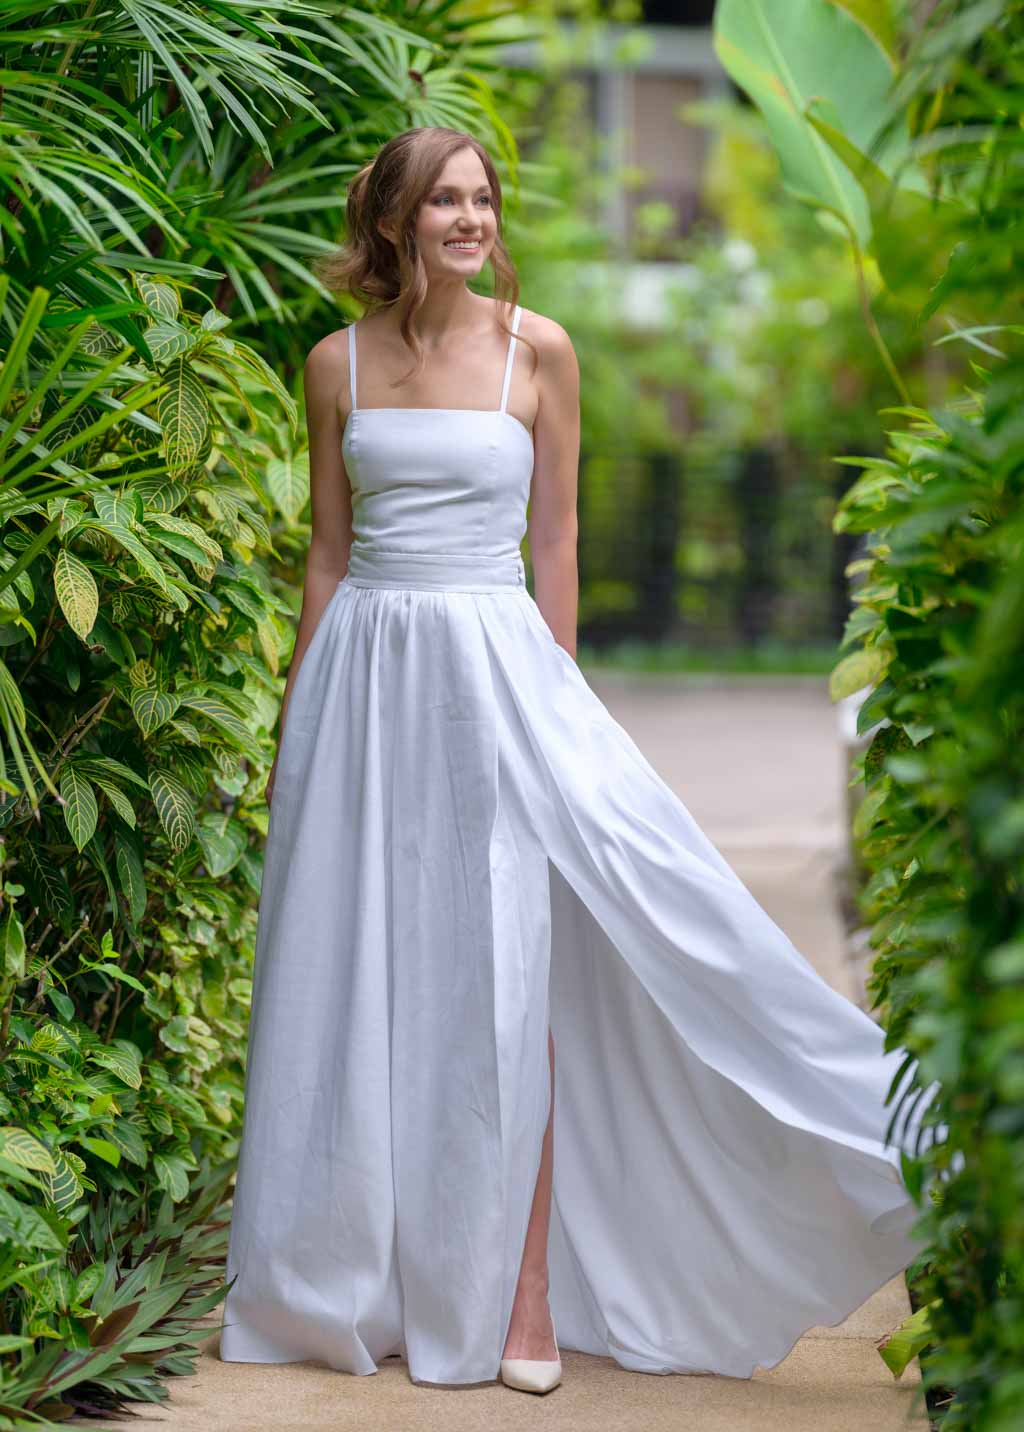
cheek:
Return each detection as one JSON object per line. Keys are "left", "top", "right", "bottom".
{"left": 417, "top": 209, "right": 447, "bottom": 241}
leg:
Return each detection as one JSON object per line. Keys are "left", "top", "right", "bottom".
{"left": 502, "top": 1027, "right": 558, "bottom": 1361}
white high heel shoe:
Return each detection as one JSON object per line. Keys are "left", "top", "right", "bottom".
{"left": 500, "top": 1317, "right": 561, "bottom": 1394}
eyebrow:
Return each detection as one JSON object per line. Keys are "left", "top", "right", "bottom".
{"left": 432, "top": 182, "right": 492, "bottom": 193}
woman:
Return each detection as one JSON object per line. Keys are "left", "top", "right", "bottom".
{"left": 219, "top": 126, "right": 941, "bottom": 1396}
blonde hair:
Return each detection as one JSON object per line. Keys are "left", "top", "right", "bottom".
{"left": 313, "top": 126, "right": 537, "bottom": 389}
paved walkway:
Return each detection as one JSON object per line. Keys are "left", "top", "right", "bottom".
{"left": 91, "top": 675, "right": 927, "bottom": 1432}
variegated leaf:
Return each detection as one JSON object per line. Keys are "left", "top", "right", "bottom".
{"left": 53, "top": 549, "right": 99, "bottom": 641}
{"left": 149, "top": 770, "right": 196, "bottom": 852}
{"left": 135, "top": 478, "right": 189, "bottom": 513}
{"left": 256, "top": 616, "right": 280, "bottom": 676}
{"left": 137, "top": 277, "right": 179, "bottom": 320}
{"left": 74, "top": 755, "right": 150, "bottom": 790}
{"left": 91, "top": 776, "right": 136, "bottom": 828}
{"left": 87, "top": 520, "right": 172, "bottom": 598}
{"left": 146, "top": 319, "right": 194, "bottom": 365}
{"left": 157, "top": 360, "right": 211, "bottom": 476}
{"left": 92, "top": 493, "right": 138, "bottom": 530}
{"left": 153, "top": 1151, "right": 190, "bottom": 1202}
{"left": 221, "top": 582, "right": 264, "bottom": 623}
{"left": 59, "top": 767, "right": 98, "bottom": 852}
{"left": 106, "top": 1118, "right": 147, "bottom": 1168}
{"left": 42, "top": 1149, "right": 83, "bottom": 1214}
{"left": 266, "top": 453, "right": 310, "bottom": 523}
{"left": 0, "top": 1127, "right": 56, "bottom": 1175}
{"left": 145, "top": 512, "right": 222, "bottom": 561}
{"left": 179, "top": 695, "right": 260, "bottom": 758}
{"left": 88, "top": 1040, "right": 142, "bottom": 1090}
{"left": 130, "top": 687, "right": 181, "bottom": 736}
{"left": 128, "top": 659, "right": 157, "bottom": 691}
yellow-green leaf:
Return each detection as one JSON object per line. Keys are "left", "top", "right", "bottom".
{"left": 157, "top": 359, "right": 211, "bottom": 476}
{"left": 130, "top": 688, "right": 181, "bottom": 736}
{"left": 0, "top": 1127, "right": 56, "bottom": 1175}
{"left": 53, "top": 549, "right": 99, "bottom": 641}
{"left": 149, "top": 770, "right": 196, "bottom": 852}
{"left": 828, "top": 645, "right": 890, "bottom": 702}
{"left": 59, "top": 767, "right": 98, "bottom": 852}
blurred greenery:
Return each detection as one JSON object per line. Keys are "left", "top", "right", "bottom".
{"left": 716, "top": 0, "right": 1024, "bottom": 1423}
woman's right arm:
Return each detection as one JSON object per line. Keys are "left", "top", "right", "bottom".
{"left": 266, "top": 331, "right": 354, "bottom": 805}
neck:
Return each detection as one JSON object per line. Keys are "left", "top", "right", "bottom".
{"left": 405, "top": 287, "right": 491, "bottom": 345}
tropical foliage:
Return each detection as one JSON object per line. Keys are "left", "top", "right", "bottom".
{"left": 714, "top": 0, "right": 1024, "bottom": 1424}
{"left": 0, "top": 0, "right": 555, "bottom": 1422}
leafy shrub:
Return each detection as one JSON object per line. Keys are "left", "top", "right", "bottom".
{"left": 715, "top": 0, "right": 1024, "bottom": 1422}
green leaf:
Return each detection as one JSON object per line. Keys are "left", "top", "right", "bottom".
{"left": 106, "top": 1119, "right": 148, "bottom": 1168}
{"left": 88, "top": 1040, "right": 143, "bottom": 1089}
{"left": 130, "top": 687, "right": 181, "bottom": 736}
{"left": 78, "top": 1136, "right": 121, "bottom": 1167}
{"left": 53, "top": 549, "right": 99, "bottom": 641}
{"left": 877, "top": 1299, "right": 939, "bottom": 1377}
{"left": 713, "top": 0, "right": 908, "bottom": 244}
{"left": 91, "top": 774, "right": 137, "bottom": 828}
{"left": 4, "top": 909, "right": 26, "bottom": 979}
{"left": 43, "top": 1148, "right": 85, "bottom": 1214}
{"left": 266, "top": 452, "right": 310, "bottom": 522}
{"left": 0, "top": 1127, "right": 56, "bottom": 1175}
{"left": 149, "top": 770, "right": 196, "bottom": 851}
{"left": 828, "top": 645, "right": 890, "bottom": 702}
{"left": 153, "top": 1152, "right": 191, "bottom": 1202}
{"left": 137, "top": 278, "right": 180, "bottom": 321}
{"left": 0, "top": 1187, "right": 65, "bottom": 1251}
{"left": 157, "top": 359, "right": 211, "bottom": 476}
{"left": 60, "top": 766, "right": 98, "bottom": 851}
{"left": 146, "top": 319, "right": 195, "bottom": 364}
{"left": 114, "top": 829, "right": 147, "bottom": 925}
{"left": 90, "top": 963, "right": 148, "bottom": 994}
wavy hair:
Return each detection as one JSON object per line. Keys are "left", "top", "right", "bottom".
{"left": 312, "top": 126, "right": 537, "bottom": 390}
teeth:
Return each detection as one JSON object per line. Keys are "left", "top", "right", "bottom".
{"left": 445, "top": 242, "right": 479, "bottom": 249}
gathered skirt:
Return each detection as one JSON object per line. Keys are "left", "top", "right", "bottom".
{"left": 219, "top": 547, "right": 941, "bottom": 1386}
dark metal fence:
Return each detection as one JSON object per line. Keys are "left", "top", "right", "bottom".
{"left": 565, "top": 444, "right": 861, "bottom": 651}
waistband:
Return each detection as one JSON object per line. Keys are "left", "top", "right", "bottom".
{"left": 344, "top": 544, "right": 527, "bottom": 592}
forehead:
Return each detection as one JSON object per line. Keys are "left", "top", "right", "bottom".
{"left": 432, "top": 148, "right": 490, "bottom": 189}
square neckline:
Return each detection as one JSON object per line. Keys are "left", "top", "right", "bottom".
{"left": 344, "top": 306, "right": 533, "bottom": 445}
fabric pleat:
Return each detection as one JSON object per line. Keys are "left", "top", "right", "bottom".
{"left": 220, "top": 574, "right": 942, "bottom": 1385}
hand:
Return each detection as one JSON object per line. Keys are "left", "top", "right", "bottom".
{"left": 265, "top": 753, "right": 279, "bottom": 808}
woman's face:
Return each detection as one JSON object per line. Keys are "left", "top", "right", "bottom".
{"left": 411, "top": 147, "right": 497, "bottom": 283}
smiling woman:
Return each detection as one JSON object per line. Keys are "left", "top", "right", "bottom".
{"left": 219, "top": 124, "right": 944, "bottom": 1400}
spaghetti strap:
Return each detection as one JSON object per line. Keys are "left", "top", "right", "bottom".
{"left": 348, "top": 322, "right": 358, "bottom": 411}
{"left": 498, "top": 305, "right": 522, "bottom": 414}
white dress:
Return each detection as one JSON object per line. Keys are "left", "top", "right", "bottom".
{"left": 219, "top": 304, "right": 941, "bottom": 1387}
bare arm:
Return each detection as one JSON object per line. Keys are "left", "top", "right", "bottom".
{"left": 267, "top": 330, "right": 354, "bottom": 801}
{"left": 526, "top": 316, "right": 581, "bottom": 659}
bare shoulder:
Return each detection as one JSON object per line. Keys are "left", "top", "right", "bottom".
{"left": 303, "top": 328, "right": 348, "bottom": 403}
{"left": 515, "top": 306, "right": 579, "bottom": 406}
{"left": 516, "top": 305, "right": 576, "bottom": 362}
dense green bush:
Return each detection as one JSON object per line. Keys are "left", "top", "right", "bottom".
{"left": 715, "top": 0, "right": 1024, "bottom": 1423}
{"left": 0, "top": 0, "right": 553, "bottom": 1422}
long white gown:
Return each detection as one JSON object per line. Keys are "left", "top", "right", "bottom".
{"left": 219, "top": 304, "right": 941, "bottom": 1387}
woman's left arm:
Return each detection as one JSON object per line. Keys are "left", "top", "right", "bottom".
{"left": 526, "top": 316, "right": 581, "bottom": 659}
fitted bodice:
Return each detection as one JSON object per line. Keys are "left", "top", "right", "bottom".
{"left": 342, "top": 306, "right": 535, "bottom": 557}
